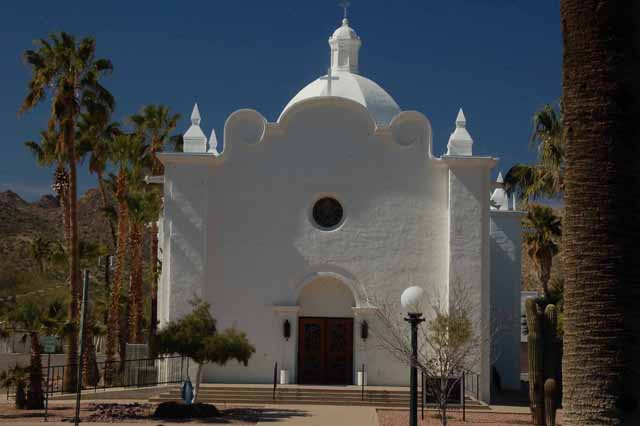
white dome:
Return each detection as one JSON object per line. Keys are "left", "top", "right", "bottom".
{"left": 332, "top": 18, "right": 359, "bottom": 40}
{"left": 279, "top": 70, "right": 401, "bottom": 127}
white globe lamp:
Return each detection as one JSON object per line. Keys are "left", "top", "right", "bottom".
{"left": 401, "top": 286, "right": 424, "bottom": 314}
{"left": 401, "top": 285, "right": 425, "bottom": 426}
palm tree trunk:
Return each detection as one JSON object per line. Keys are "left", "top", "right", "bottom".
{"left": 97, "top": 171, "right": 117, "bottom": 250}
{"left": 150, "top": 222, "right": 159, "bottom": 338}
{"left": 560, "top": 1, "right": 640, "bottom": 424}
{"left": 129, "top": 222, "right": 143, "bottom": 344}
{"left": 82, "top": 307, "right": 100, "bottom": 388}
{"left": 62, "top": 121, "right": 79, "bottom": 393}
{"left": 27, "top": 332, "right": 44, "bottom": 409}
{"left": 104, "top": 171, "right": 128, "bottom": 384}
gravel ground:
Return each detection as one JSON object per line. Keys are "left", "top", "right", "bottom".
{"left": 0, "top": 402, "right": 259, "bottom": 424}
{"left": 377, "top": 409, "right": 564, "bottom": 425}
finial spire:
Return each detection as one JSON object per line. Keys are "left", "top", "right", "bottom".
{"left": 456, "top": 108, "right": 466, "bottom": 128}
{"left": 191, "top": 103, "right": 201, "bottom": 125}
{"left": 339, "top": 0, "right": 350, "bottom": 20}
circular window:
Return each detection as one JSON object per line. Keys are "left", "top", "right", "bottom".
{"left": 312, "top": 197, "right": 344, "bottom": 230}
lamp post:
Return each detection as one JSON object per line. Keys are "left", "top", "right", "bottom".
{"left": 401, "top": 286, "right": 425, "bottom": 426}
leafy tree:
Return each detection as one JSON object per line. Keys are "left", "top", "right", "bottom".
{"left": 152, "top": 301, "right": 255, "bottom": 402}
{"left": 20, "top": 32, "right": 114, "bottom": 391}
{"left": 523, "top": 205, "right": 562, "bottom": 301}
{"left": 505, "top": 104, "right": 564, "bottom": 204}
{"left": 130, "top": 105, "right": 180, "bottom": 339}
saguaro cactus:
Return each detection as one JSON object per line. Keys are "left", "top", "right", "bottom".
{"left": 526, "top": 299, "right": 561, "bottom": 426}
{"left": 525, "top": 298, "right": 545, "bottom": 425}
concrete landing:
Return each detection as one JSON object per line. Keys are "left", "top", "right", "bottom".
{"left": 255, "top": 404, "right": 379, "bottom": 426}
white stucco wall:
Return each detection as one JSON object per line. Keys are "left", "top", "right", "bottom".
{"left": 490, "top": 210, "right": 525, "bottom": 390}
{"left": 158, "top": 98, "right": 513, "bottom": 404}
{"left": 160, "top": 97, "right": 453, "bottom": 387}
{"left": 445, "top": 157, "right": 496, "bottom": 402}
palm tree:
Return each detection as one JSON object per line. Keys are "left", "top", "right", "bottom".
{"left": 104, "top": 133, "right": 145, "bottom": 381}
{"left": 77, "top": 110, "right": 121, "bottom": 249}
{"left": 504, "top": 104, "right": 564, "bottom": 204}
{"left": 2, "top": 301, "right": 64, "bottom": 409}
{"left": 0, "top": 365, "right": 29, "bottom": 409}
{"left": 130, "top": 105, "right": 180, "bottom": 338}
{"left": 523, "top": 205, "right": 561, "bottom": 301}
{"left": 126, "top": 188, "right": 161, "bottom": 344}
{"left": 24, "top": 131, "right": 71, "bottom": 243}
{"left": 20, "top": 32, "right": 114, "bottom": 391}
{"left": 30, "top": 236, "right": 53, "bottom": 274}
{"left": 560, "top": 1, "right": 640, "bottom": 424}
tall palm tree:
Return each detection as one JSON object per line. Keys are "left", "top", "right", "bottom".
{"left": 560, "top": 1, "right": 640, "bottom": 424}
{"left": 523, "top": 205, "right": 561, "bottom": 301}
{"left": 104, "top": 133, "right": 145, "bottom": 381}
{"left": 130, "top": 105, "right": 180, "bottom": 338}
{"left": 504, "top": 104, "right": 564, "bottom": 204}
{"left": 24, "top": 131, "right": 71, "bottom": 243}
{"left": 77, "top": 110, "right": 121, "bottom": 249}
{"left": 19, "top": 32, "right": 114, "bottom": 391}
{"left": 126, "top": 188, "right": 160, "bottom": 344}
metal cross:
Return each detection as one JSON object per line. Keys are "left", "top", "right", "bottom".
{"left": 339, "top": 1, "right": 351, "bottom": 20}
{"left": 320, "top": 67, "right": 340, "bottom": 96}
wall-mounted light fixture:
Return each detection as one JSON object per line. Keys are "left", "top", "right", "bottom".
{"left": 283, "top": 319, "right": 291, "bottom": 341}
{"left": 361, "top": 320, "right": 369, "bottom": 341}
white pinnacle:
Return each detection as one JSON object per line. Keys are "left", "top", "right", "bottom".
{"left": 496, "top": 172, "right": 504, "bottom": 184}
{"left": 191, "top": 103, "right": 201, "bottom": 125}
{"left": 208, "top": 128, "right": 219, "bottom": 153}
{"left": 455, "top": 108, "right": 466, "bottom": 128}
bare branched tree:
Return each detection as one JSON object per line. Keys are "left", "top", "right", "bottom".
{"left": 369, "top": 282, "right": 500, "bottom": 426}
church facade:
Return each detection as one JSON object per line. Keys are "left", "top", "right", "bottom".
{"left": 156, "top": 16, "right": 523, "bottom": 403}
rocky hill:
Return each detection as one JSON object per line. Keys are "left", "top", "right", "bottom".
{"left": 0, "top": 188, "right": 114, "bottom": 298}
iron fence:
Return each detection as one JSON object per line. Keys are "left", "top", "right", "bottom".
{"left": 5, "top": 355, "right": 187, "bottom": 400}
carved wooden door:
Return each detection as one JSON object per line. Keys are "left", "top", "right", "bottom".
{"left": 298, "top": 318, "right": 353, "bottom": 385}
{"left": 325, "top": 318, "right": 353, "bottom": 385}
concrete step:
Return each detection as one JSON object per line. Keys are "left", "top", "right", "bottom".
{"left": 149, "top": 386, "right": 488, "bottom": 409}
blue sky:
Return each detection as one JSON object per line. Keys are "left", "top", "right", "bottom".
{"left": 0, "top": 0, "right": 561, "bottom": 201}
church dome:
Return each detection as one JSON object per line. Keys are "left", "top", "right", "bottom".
{"left": 332, "top": 18, "right": 359, "bottom": 40}
{"left": 279, "top": 16, "right": 401, "bottom": 127}
{"left": 279, "top": 71, "right": 401, "bottom": 127}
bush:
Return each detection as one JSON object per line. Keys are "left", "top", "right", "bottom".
{"left": 153, "top": 401, "right": 220, "bottom": 419}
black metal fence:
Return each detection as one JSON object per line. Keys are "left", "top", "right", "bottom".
{"left": 6, "top": 355, "right": 187, "bottom": 400}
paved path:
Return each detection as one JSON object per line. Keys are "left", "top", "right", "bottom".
{"left": 255, "top": 404, "right": 379, "bottom": 426}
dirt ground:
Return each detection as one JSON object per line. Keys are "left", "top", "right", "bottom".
{"left": 377, "top": 409, "right": 564, "bottom": 426}
{"left": 0, "top": 401, "right": 260, "bottom": 424}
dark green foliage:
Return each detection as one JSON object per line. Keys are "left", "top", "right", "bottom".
{"left": 153, "top": 401, "right": 220, "bottom": 419}
{"left": 152, "top": 300, "right": 255, "bottom": 366}
{"left": 0, "top": 365, "right": 29, "bottom": 409}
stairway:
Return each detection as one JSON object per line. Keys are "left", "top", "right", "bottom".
{"left": 150, "top": 385, "right": 489, "bottom": 409}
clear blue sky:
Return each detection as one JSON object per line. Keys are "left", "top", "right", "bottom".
{"left": 0, "top": 0, "right": 561, "bottom": 201}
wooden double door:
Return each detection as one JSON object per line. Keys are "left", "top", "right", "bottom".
{"left": 297, "top": 317, "right": 353, "bottom": 385}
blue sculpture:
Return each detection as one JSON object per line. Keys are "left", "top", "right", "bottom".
{"left": 181, "top": 377, "right": 194, "bottom": 405}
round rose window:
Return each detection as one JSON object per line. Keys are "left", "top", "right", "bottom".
{"left": 312, "top": 197, "right": 344, "bottom": 230}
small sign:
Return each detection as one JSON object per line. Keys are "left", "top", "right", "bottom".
{"left": 42, "top": 336, "right": 57, "bottom": 354}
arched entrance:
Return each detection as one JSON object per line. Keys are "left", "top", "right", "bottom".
{"left": 296, "top": 276, "right": 355, "bottom": 385}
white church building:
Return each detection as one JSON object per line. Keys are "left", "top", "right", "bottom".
{"left": 156, "top": 15, "right": 524, "bottom": 402}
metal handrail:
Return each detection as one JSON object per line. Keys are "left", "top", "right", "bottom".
{"left": 272, "top": 362, "right": 278, "bottom": 401}
{"left": 361, "top": 363, "right": 365, "bottom": 401}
